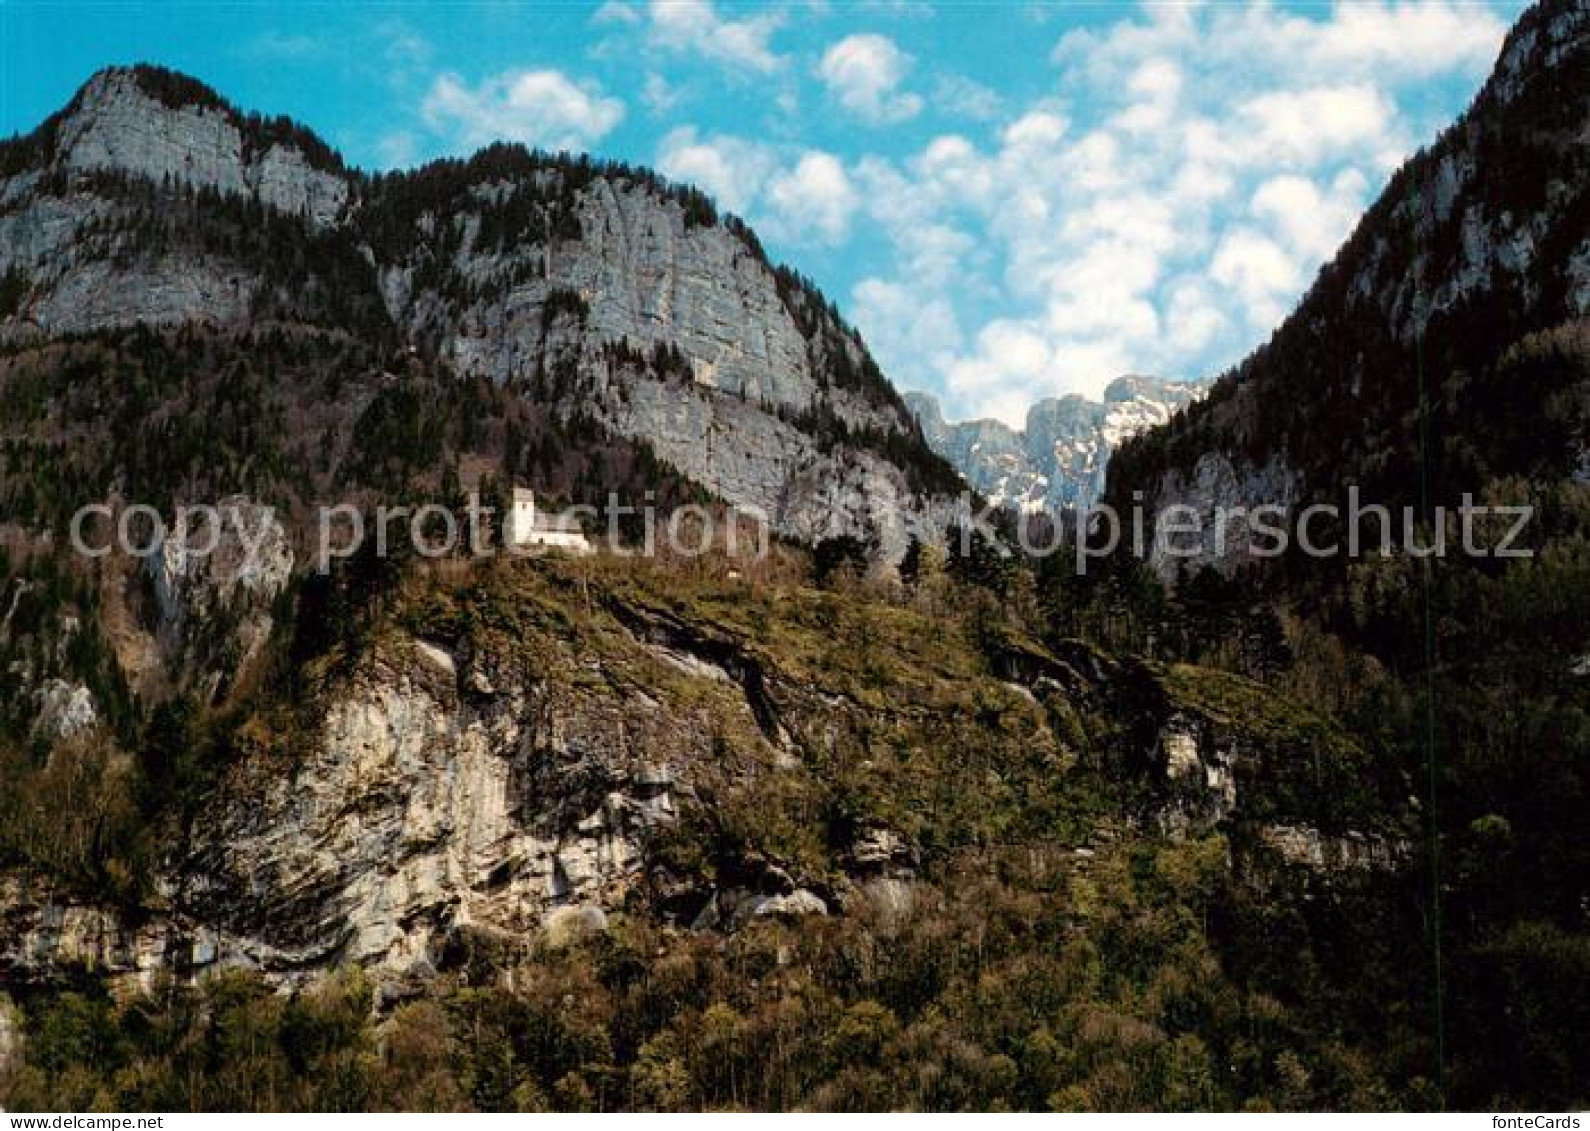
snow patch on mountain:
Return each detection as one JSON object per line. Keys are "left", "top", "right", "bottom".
{"left": 908, "top": 376, "right": 1202, "bottom": 512}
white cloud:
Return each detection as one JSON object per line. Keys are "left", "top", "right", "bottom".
{"left": 1251, "top": 169, "right": 1370, "bottom": 260}
{"left": 642, "top": 72, "right": 682, "bottom": 115}
{"left": 840, "top": 0, "right": 1513, "bottom": 421}
{"left": 651, "top": 122, "right": 871, "bottom": 248}
{"left": 1111, "top": 58, "right": 1182, "bottom": 134}
{"left": 1001, "top": 107, "right": 1069, "bottom": 152}
{"left": 946, "top": 323, "right": 1133, "bottom": 424}
{"left": 591, "top": 1, "right": 641, "bottom": 25}
{"left": 644, "top": 0, "right": 785, "bottom": 74}
{"left": 655, "top": 130, "right": 858, "bottom": 248}
{"left": 932, "top": 74, "right": 1003, "bottom": 121}
{"left": 914, "top": 135, "right": 997, "bottom": 206}
{"left": 1236, "top": 85, "right": 1397, "bottom": 167}
{"left": 422, "top": 69, "right": 624, "bottom": 152}
{"left": 1165, "top": 279, "right": 1229, "bottom": 354}
{"left": 764, "top": 152, "right": 859, "bottom": 244}
{"left": 1295, "top": 1, "right": 1508, "bottom": 80}
{"left": 853, "top": 278, "right": 964, "bottom": 380}
{"left": 816, "top": 34, "right": 924, "bottom": 124}
{"left": 655, "top": 127, "right": 775, "bottom": 214}
{"left": 1211, "top": 229, "right": 1304, "bottom": 331}
{"left": 1052, "top": 1, "right": 1506, "bottom": 88}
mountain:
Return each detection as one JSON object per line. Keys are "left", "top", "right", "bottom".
{"left": 1107, "top": 0, "right": 1590, "bottom": 581}
{"left": 908, "top": 375, "right": 1201, "bottom": 512}
{"left": 0, "top": 65, "right": 963, "bottom": 560}
{"left": 1087, "top": 1, "right": 1589, "bottom": 1111}
{"left": 2, "top": 4, "right": 1590, "bottom": 1109}
{"left": 0, "top": 63, "right": 1437, "bottom": 1113}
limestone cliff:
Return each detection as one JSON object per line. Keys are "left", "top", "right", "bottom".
{"left": 0, "top": 66, "right": 961, "bottom": 557}
{"left": 55, "top": 68, "right": 350, "bottom": 227}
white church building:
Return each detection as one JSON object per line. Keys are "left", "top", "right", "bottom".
{"left": 506, "top": 487, "right": 591, "bottom": 554}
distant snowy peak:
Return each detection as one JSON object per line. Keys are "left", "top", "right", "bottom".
{"left": 907, "top": 376, "right": 1203, "bottom": 512}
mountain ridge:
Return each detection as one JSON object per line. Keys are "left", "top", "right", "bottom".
{"left": 908, "top": 375, "right": 1202, "bottom": 513}
{"left": 0, "top": 64, "right": 965, "bottom": 559}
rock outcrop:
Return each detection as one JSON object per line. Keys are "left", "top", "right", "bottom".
{"left": 55, "top": 68, "right": 349, "bottom": 227}
{"left": 30, "top": 678, "right": 98, "bottom": 741}
{"left": 1142, "top": 453, "right": 1301, "bottom": 584}
{"left": 147, "top": 497, "right": 294, "bottom": 693}
{"left": 1252, "top": 824, "right": 1411, "bottom": 873}
{"left": 182, "top": 634, "right": 699, "bottom": 980}
{"left": 0, "top": 873, "right": 188, "bottom": 993}
{"left": 0, "top": 993, "right": 20, "bottom": 1077}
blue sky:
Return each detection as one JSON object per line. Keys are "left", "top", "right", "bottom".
{"left": 2, "top": 0, "right": 1524, "bottom": 424}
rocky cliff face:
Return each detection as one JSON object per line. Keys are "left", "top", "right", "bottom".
{"left": 909, "top": 375, "right": 1200, "bottom": 514}
{"left": 1107, "top": 0, "right": 1590, "bottom": 578}
{"left": 0, "top": 559, "right": 1398, "bottom": 992}
{"left": 147, "top": 497, "right": 294, "bottom": 694}
{"left": 366, "top": 158, "right": 960, "bottom": 557}
{"left": 54, "top": 69, "right": 349, "bottom": 228}
{"left": 0, "top": 66, "right": 961, "bottom": 558}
